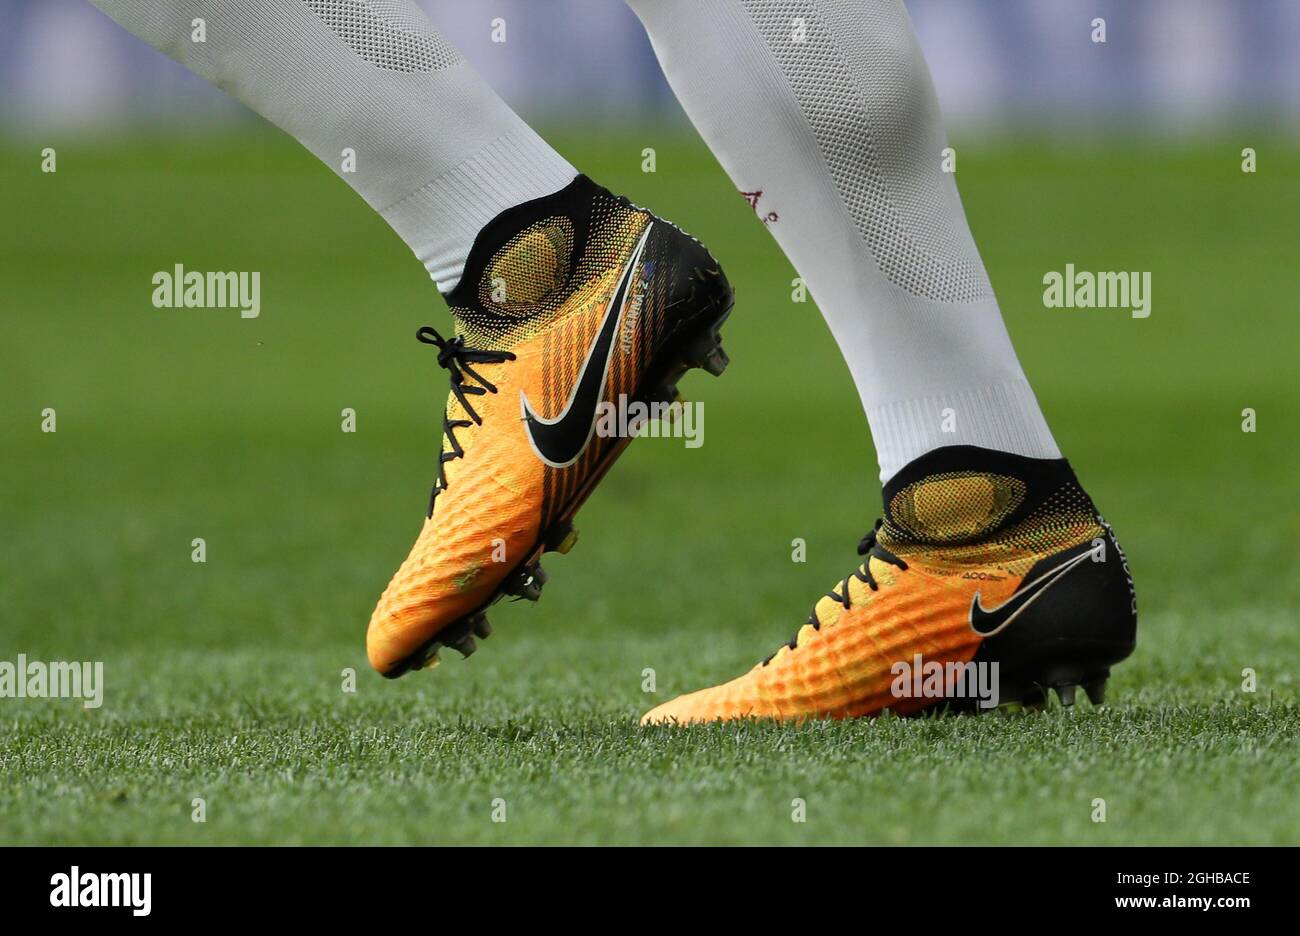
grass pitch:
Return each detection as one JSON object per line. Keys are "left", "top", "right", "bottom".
{"left": 2, "top": 128, "right": 1297, "bottom": 844}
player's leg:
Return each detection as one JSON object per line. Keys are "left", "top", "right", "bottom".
{"left": 627, "top": 0, "right": 1058, "bottom": 480}
{"left": 91, "top": 0, "right": 735, "bottom": 675}
{"left": 627, "top": 0, "right": 1136, "bottom": 722}
{"left": 90, "top": 0, "right": 575, "bottom": 292}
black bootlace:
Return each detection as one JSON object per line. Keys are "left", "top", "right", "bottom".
{"left": 416, "top": 325, "right": 516, "bottom": 517}
{"left": 762, "top": 519, "right": 909, "bottom": 666}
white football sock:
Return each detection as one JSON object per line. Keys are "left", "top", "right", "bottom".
{"left": 627, "top": 0, "right": 1060, "bottom": 481}
{"left": 89, "top": 0, "right": 576, "bottom": 292}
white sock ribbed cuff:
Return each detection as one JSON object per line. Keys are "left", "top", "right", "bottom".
{"left": 867, "top": 379, "right": 1061, "bottom": 482}
{"left": 380, "top": 127, "right": 576, "bottom": 292}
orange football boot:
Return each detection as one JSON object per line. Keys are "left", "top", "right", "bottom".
{"left": 643, "top": 446, "right": 1137, "bottom": 723}
{"left": 368, "top": 176, "right": 732, "bottom": 677}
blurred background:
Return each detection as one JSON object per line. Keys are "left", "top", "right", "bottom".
{"left": 3, "top": 0, "right": 1300, "bottom": 134}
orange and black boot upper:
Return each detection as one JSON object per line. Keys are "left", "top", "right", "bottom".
{"left": 643, "top": 446, "right": 1137, "bottom": 723}
{"left": 368, "top": 175, "right": 732, "bottom": 677}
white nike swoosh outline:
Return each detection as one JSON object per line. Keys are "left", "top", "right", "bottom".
{"left": 519, "top": 223, "right": 653, "bottom": 469}
{"left": 969, "top": 548, "right": 1093, "bottom": 637}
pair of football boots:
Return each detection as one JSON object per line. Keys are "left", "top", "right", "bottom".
{"left": 365, "top": 176, "right": 1137, "bottom": 722}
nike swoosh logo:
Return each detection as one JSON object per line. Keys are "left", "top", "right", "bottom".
{"left": 520, "top": 224, "right": 653, "bottom": 469}
{"left": 969, "top": 548, "right": 1093, "bottom": 637}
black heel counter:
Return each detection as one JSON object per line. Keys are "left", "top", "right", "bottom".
{"left": 975, "top": 523, "right": 1137, "bottom": 676}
